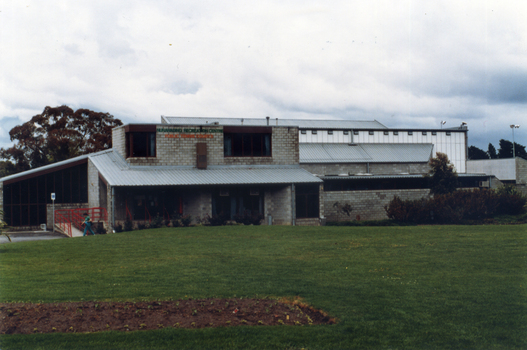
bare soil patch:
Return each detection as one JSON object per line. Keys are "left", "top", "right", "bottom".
{"left": 0, "top": 298, "right": 335, "bottom": 334}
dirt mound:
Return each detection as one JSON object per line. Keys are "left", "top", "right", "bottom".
{"left": 0, "top": 298, "right": 335, "bottom": 334}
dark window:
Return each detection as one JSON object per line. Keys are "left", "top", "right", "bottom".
{"left": 127, "top": 132, "right": 156, "bottom": 158}
{"left": 301, "top": 130, "right": 307, "bottom": 134}
{"left": 446, "top": 132, "right": 451, "bottom": 136}
{"left": 394, "top": 131, "right": 399, "bottom": 135}
{"left": 422, "top": 131, "right": 427, "bottom": 135}
{"left": 296, "top": 185, "right": 319, "bottom": 218}
{"left": 343, "top": 131, "right": 349, "bottom": 135}
{"left": 384, "top": 131, "right": 389, "bottom": 135}
{"left": 369, "top": 131, "right": 374, "bottom": 135}
{"left": 408, "top": 131, "right": 413, "bottom": 136}
{"left": 432, "top": 131, "right": 437, "bottom": 135}
{"left": 312, "top": 130, "right": 317, "bottom": 135}
{"left": 328, "top": 130, "right": 333, "bottom": 135}
{"left": 212, "top": 188, "right": 263, "bottom": 219}
{"left": 224, "top": 133, "right": 271, "bottom": 157}
{"left": 353, "top": 130, "right": 359, "bottom": 135}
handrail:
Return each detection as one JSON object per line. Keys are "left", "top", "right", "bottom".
{"left": 54, "top": 211, "right": 72, "bottom": 237}
{"left": 145, "top": 205, "right": 152, "bottom": 223}
{"left": 54, "top": 207, "right": 109, "bottom": 235}
{"left": 125, "top": 202, "right": 133, "bottom": 221}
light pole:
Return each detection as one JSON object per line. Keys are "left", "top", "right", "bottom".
{"left": 440, "top": 121, "right": 446, "bottom": 129}
{"left": 510, "top": 125, "right": 520, "bottom": 158}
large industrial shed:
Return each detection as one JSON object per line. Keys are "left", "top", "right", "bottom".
{"left": 0, "top": 117, "right": 492, "bottom": 231}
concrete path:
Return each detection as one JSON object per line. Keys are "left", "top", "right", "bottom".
{"left": 0, "top": 231, "right": 68, "bottom": 244}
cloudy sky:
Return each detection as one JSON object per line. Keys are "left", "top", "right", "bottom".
{"left": 1, "top": 0, "right": 526, "bottom": 151}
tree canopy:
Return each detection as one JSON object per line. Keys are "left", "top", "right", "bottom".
{"left": 427, "top": 152, "right": 458, "bottom": 195}
{"left": 468, "top": 141, "right": 527, "bottom": 161}
{"left": 468, "top": 146, "right": 489, "bottom": 160}
{"left": 0, "top": 106, "right": 122, "bottom": 174}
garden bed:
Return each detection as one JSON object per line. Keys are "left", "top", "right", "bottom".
{"left": 0, "top": 298, "right": 335, "bottom": 334}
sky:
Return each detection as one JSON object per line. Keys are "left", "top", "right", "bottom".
{"left": 1, "top": 0, "right": 526, "bottom": 152}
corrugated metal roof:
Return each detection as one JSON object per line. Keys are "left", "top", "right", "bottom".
{"left": 161, "top": 116, "right": 387, "bottom": 129}
{"left": 0, "top": 152, "right": 97, "bottom": 182}
{"left": 300, "top": 143, "right": 434, "bottom": 163}
{"left": 322, "top": 173, "right": 491, "bottom": 180}
{"left": 89, "top": 151, "right": 322, "bottom": 186}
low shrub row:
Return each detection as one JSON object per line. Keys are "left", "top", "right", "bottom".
{"left": 385, "top": 186, "right": 526, "bottom": 224}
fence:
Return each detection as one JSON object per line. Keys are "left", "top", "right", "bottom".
{"left": 54, "top": 207, "right": 109, "bottom": 237}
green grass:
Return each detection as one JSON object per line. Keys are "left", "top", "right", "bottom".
{"left": 1, "top": 225, "right": 526, "bottom": 349}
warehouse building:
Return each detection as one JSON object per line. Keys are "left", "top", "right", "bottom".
{"left": 0, "top": 117, "right": 493, "bottom": 230}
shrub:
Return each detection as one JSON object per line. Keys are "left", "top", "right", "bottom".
{"left": 123, "top": 217, "right": 134, "bottom": 232}
{"left": 386, "top": 188, "right": 526, "bottom": 224}
{"left": 150, "top": 214, "right": 164, "bottom": 229}
{"left": 94, "top": 222, "right": 107, "bottom": 235}
{"left": 114, "top": 223, "right": 123, "bottom": 233}
{"left": 207, "top": 213, "right": 229, "bottom": 226}
{"left": 233, "top": 212, "right": 263, "bottom": 225}
{"left": 181, "top": 215, "right": 192, "bottom": 227}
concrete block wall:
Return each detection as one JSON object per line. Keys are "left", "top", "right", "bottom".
{"left": 324, "top": 189, "right": 431, "bottom": 221}
{"left": 300, "top": 162, "right": 429, "bottom": 176}
{"left": 266, "top": 185, "right": 293, "bottom": 225}
{"left": 183, "top": 190, "right": 212, "bottom": 223}
{"left": 87, "top": 159, "right": 100, "bottom": 208}
{"left": 112, "top": 126, "right": 126, "bottom": 159}
{"left": 120, "top": 125, "right": 299, "bottom": 167}
{"left": 46, "top": 202, "right": 89, "bottom": 228}
{"left": 516, "top": 157, "right": 527, "bottom": 185}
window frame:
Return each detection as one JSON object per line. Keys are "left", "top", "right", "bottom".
{"left": 223, "top": 126, "right": 272, "bottom": 158}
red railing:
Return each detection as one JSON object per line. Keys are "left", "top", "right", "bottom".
{"left": 54, "top": 207, "right": 109, "bottom": 236}
{"left": 55, "top": 211, "right": 72, "bottom": 237}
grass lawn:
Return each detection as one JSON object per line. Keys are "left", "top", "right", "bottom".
{"left": 0, "top": 225, "right": 526, "bottom": 349}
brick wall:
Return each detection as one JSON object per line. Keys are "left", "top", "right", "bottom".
{"left": 324, "top": 189, "right": 431, "bottom": 221}
{"left": 183, "top": 190, "right": 211, "bottom": 224}
{"left": 516, "top": 157, "right": 527, "bottom": 185}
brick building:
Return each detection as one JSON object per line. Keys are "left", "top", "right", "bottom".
{"left": 0, "top": 117, "right": 493, "bottom": 230}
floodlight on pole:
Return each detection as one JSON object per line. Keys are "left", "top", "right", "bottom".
{"left": 510, "top": 124, "right": 520, "bottom": 158}
{"left": 440, "top": 121, "right": 446, "bottom": 129}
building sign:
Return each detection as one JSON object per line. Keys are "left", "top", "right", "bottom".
{"left": 157, "top": 127, "right": 222, "bottom": 139}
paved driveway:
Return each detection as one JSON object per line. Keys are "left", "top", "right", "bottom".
{"left": 0, "top": 231, "right": 68, "bottom": 244}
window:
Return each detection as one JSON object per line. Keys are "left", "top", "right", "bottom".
{"left": 384, "top": 131, "right": 389, "bottom": 135}
{"left": 432, "top": 131, "right": 437, "bottom": 136}
{"left": 353, "top": 130, "right": 359, "bottom": 135}
{"left": 343, "top": 131, "right": 349, "bottom": 135}
{"left": 296, "top": 185, "right": 319, "bottom": 218}
{"left": 328, "top": 130, "right": 333, "bottom": 135}
{"left": 446, "top": 132, "right": 451, "bottom": 136}
{"left": 422, "top": 131, "right": 427, "bottom": 135}
{"left": 127, "top": 132, "right": 156, "bottom": 157}
{"left": 125, "top": 125, "right": 157, "bottom": 158}
{"left": 301, "top": 130, "right": 307, "bottom": 134}
{"left": 408, "top": 131, "right": 413, "bottom": 136}
{"left": 393, "top": 131, "right": 399, "bottom": 136}
{"left": 224, "top": 127, "right": 271, "bottom": 157}
{"left": 312, "top": 130, "right": 317, "bottom": 135}
{"left": 369, "top": 131, "right": 374, "bottom": 135}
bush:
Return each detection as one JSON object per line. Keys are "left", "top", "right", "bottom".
{"left": 385, "top": 187, "right": 526, "bottom": 224}
{"left": 114, "top": 223, "right": 123, "bottom": 233}
{"left": 150, "top": 214, "right": 164, "bottom": 229}
{"left": 94, "top": 222, "right": 107, "bottom": 235}
{"left": 233, "top": 212, "right": 263, "bottom": 225}
{"left": 207, "top": 213, "right": 229, "bottom": 226}
{"left": 123, "top": 217, "right": 134, "bottom": 232}
{"left": 181, "top": 215, "right": 192, "bottom": 227}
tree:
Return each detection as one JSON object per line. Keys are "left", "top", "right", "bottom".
{"left": 468, "top": 146, "right": 489, "bottom": 160}
{"left": 0, "top": 106, "right": 122, "bottom": 173}
{"left": 426, "top": 152, "right": 458, "bottom": 195}
{"left": 497, "top": 139, "right": 527, "bottom": 159}
{"left": 487, "top": 143, "right": 498, "bottom": 159}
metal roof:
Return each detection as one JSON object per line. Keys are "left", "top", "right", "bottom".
{"left": 300, "top": 143, "right": 434, "bottom": 163}
{"left": 89, "top": 151, "right": 322, "bottom": 186}
{"left": 161, "top": 116, "right": 387, "bottom": 129}
{"left": 322, "top": 173, "right": 491, "bottom": 180}
{"left": 0, "top": 152, "right": 94, "bottom": 182}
